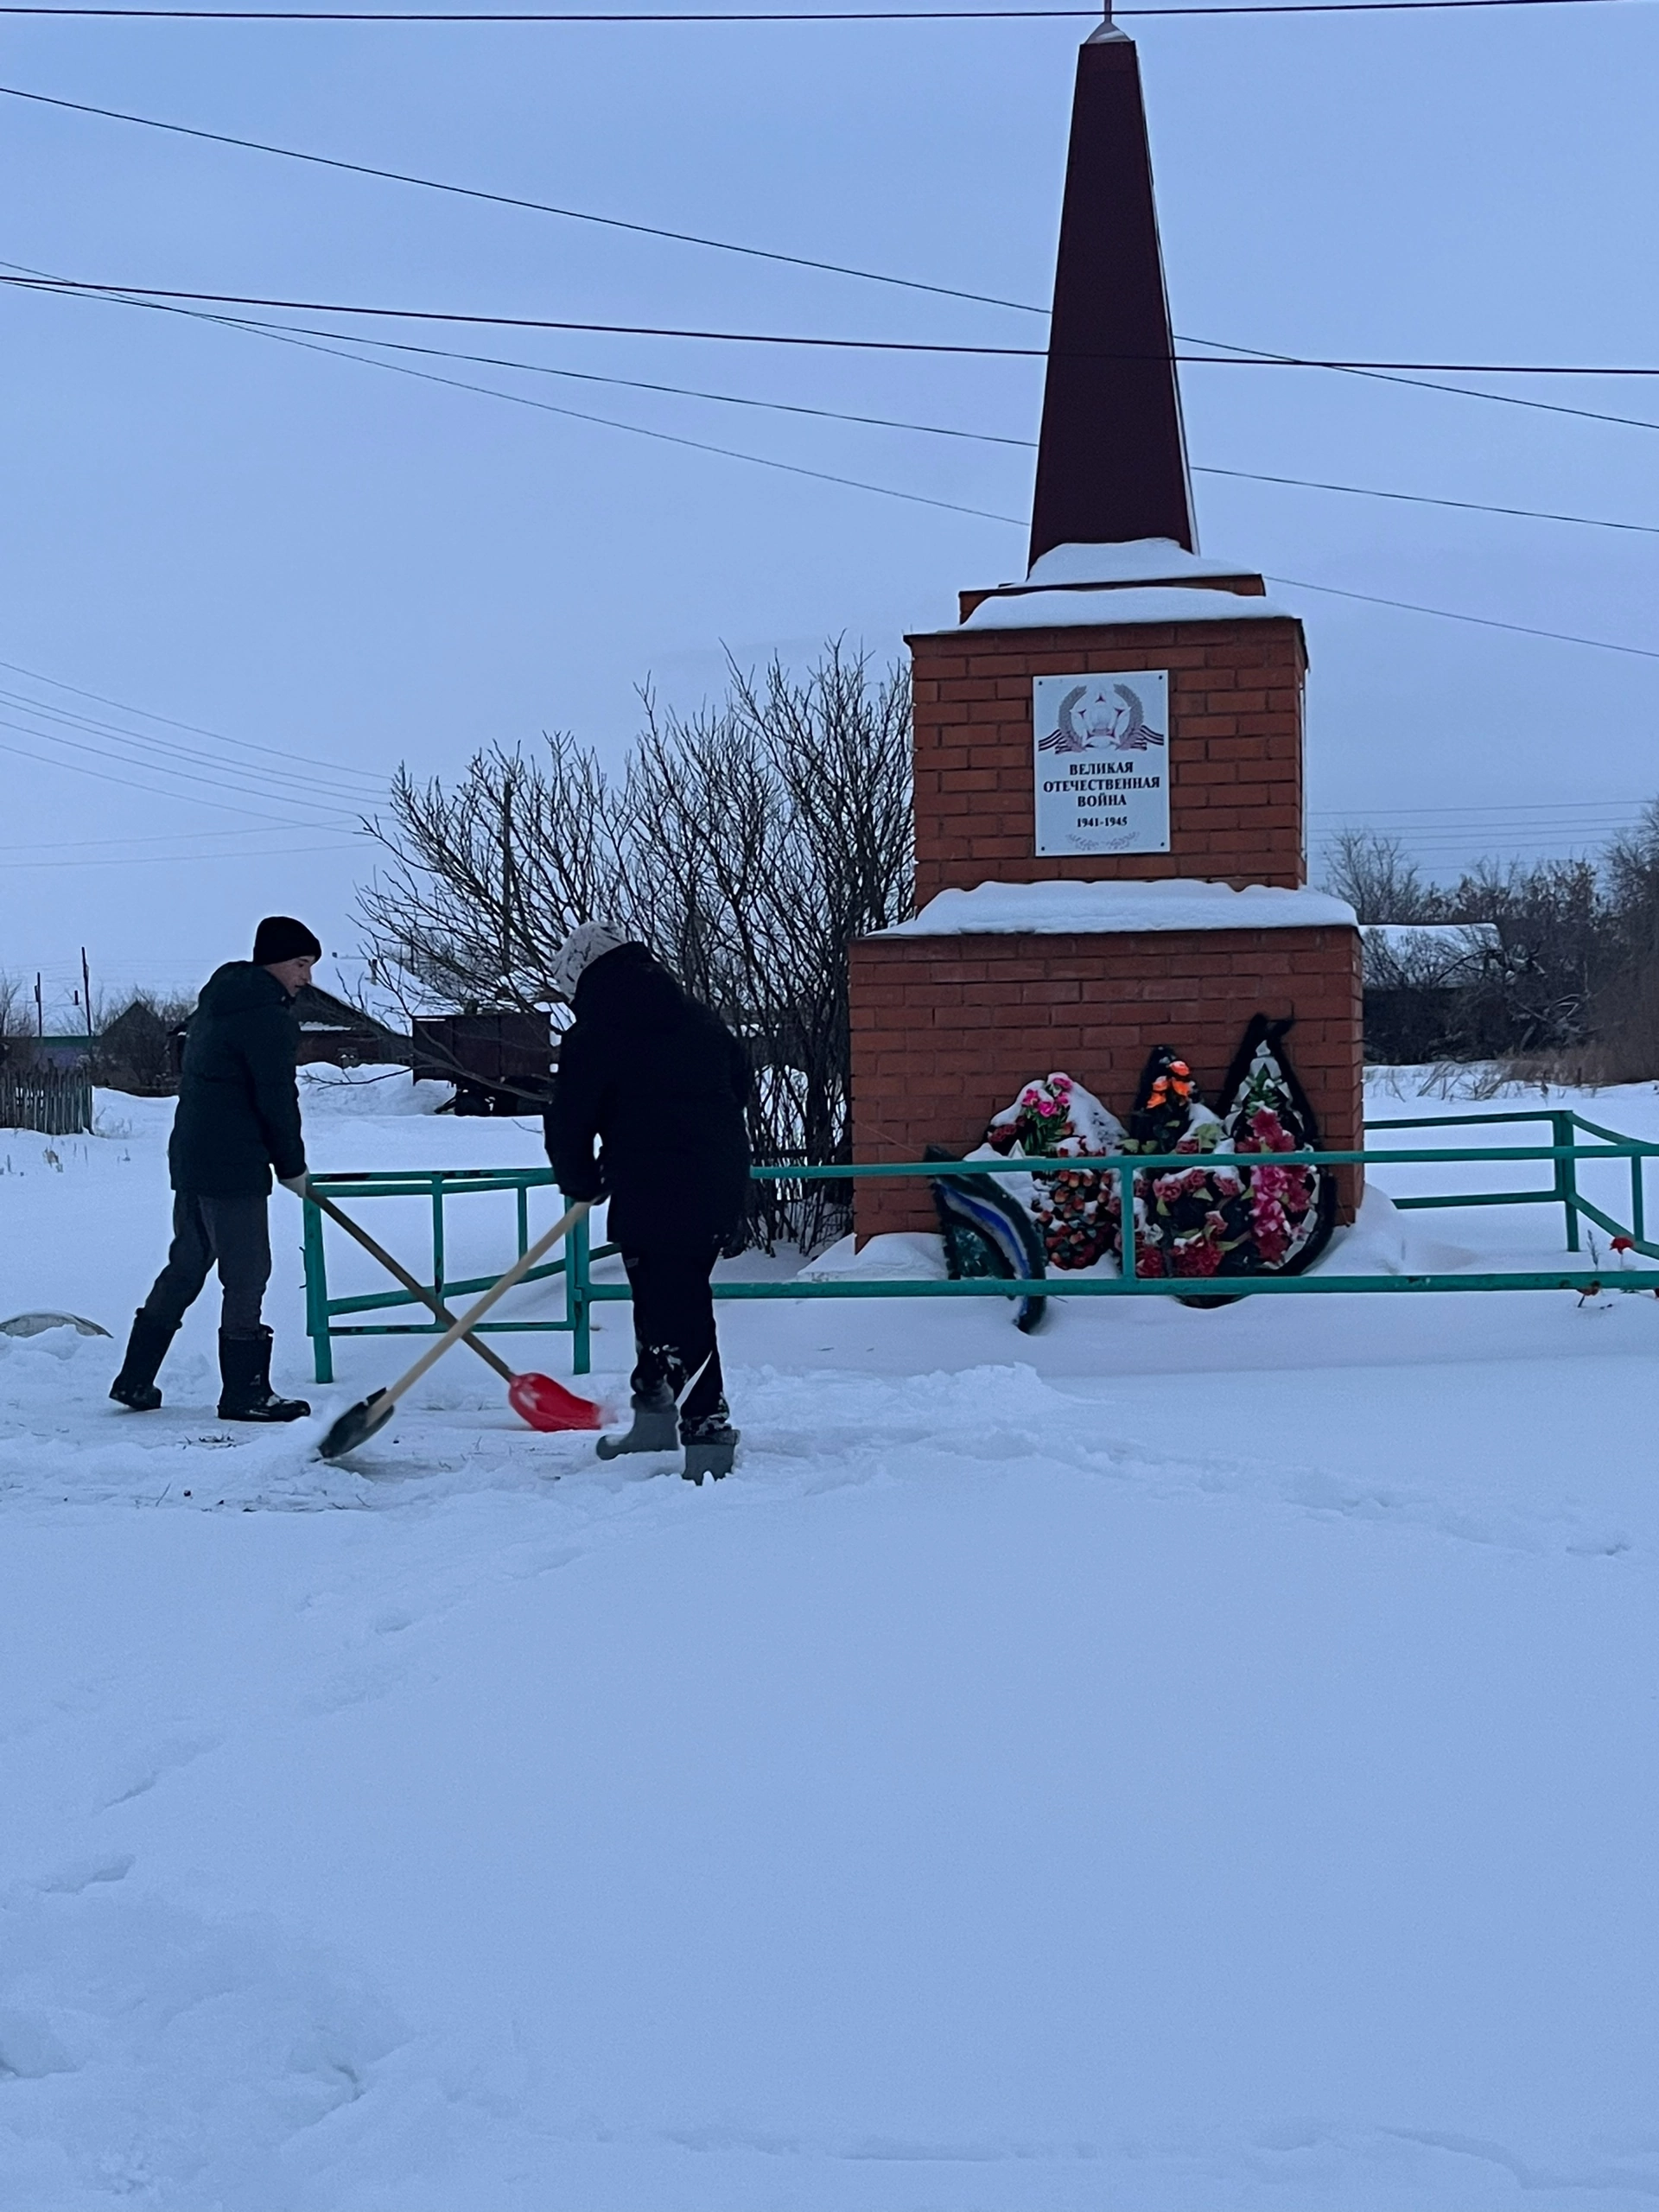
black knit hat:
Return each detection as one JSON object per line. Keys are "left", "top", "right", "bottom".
{"left": 252, "top": 915, "right": 322, "bottom": 964}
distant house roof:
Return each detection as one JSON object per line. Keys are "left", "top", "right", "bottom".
{"left": 100, "top": 1001, "right": 170, "bottom": 1044}
{"left": 291, "top": 985, "right": 402, "bottom": 1038}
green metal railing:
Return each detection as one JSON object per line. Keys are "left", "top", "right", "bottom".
{"left": 300, "top": 1105, "right": 1659, "bottom": 1382}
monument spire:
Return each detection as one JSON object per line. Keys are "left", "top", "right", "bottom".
{"left": 1027, "top": 20, "right": 1196, "bottom": 571}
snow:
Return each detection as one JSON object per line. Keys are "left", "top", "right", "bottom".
{"left": 962, "top": 585, "right": 1296, "bottom": 632}
{"left": 1014, "top": 538, "right": 1261, "bottom": 589}
{"left": 874, "top": 875, "right": 1357, "bottom": 938}
{"left": 798, "top": 1230, "right": 949, "bottom": 1281}
{"left": 5, "top": 1063, "right": 1659, "bottom": 2209}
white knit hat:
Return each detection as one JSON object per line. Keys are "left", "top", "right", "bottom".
{"left": 549, "top": 919, "right": 632, "bottom": 999}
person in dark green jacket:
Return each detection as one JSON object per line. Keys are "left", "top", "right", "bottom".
{"left": 110, "top": 916, "right": 321, "bottom": 1421}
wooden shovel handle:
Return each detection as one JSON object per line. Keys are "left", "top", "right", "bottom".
{"left": 365, "top": 1200, "right": 592, "bottom": 1416}
{"left": 303, "top": 1187, "right": 515, "bottom": 1383}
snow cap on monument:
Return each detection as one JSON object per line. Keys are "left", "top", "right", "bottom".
{"left": 1027, "top": 13, "right": 1196, "bottom": 572}
{"left": 549, "top": 919, "right": 632, "bottom": 999}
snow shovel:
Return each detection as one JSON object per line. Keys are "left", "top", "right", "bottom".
{"left": 315, "top": 1198, "right": 597, "bottom": 1461}
{"left": 302, "top": 1187, "right": 596, "bottom": 1433}
{"left": 1, "top": 1311, "right": 110, "bottom": 1338}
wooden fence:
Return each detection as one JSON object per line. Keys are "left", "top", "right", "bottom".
{"left": 0, "top": 1066, "right": 94, "bottom": 1136}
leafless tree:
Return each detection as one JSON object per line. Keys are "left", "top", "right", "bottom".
{"left": 358, "top": 643, "right": 913, "bottom": 1236}
{"left": 627, "top": 645, "right": 913, "bottom": 1177}
{"left": 1320, "top": 829, "right": 1440, "bottom": 923}
{"left": 1333, "top": 814, "right": 1659, "bottom": 1072}
{"left": 357, "top": 732, "right": 632, "bottom": 1012}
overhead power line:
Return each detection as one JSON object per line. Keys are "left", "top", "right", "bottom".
{"left": 1269, "top": 575, "right": 1659, "bottom": 661}
{"left": 4, "top": 254, "right": 1027, "bottom": 522}
{"left": 0, "top": 654, "right": 388, "bottom": 821}
{"left": 1309, "top": 798, "right": 1652, "bottom": 820}
{"left": 0, "top": 837, "right": 359, "bottom": 870}
{"left": 35, "top": 266, "right": 1659, "bottom": 541}
{"left": 0, "top": 685, "right": 382, "bottom": 806}
{"left": 1195, "top": 464, "right": 1659, "bottom": 538}
{"left": 13, "top": 80, "right": 1659, "bottom": 446}
{"left": 1175, "top": 331, "right": 1659, "bottom": 436}
{"left": 1310, "top": 798, "right": 1655, "bottom": 853}
{"left": 194, "top": 316, "right": 1659, "bottom": 531}
{"left": 152, "top": 329, "right": 1659, "bottom": 659}
{"left": 144, "top": 310, "right": 1659, "bottom": 537}
{"left": 0, "top": 714, "right": 365, "bottom": 822}
{"left": 11, "top": 270, "right": 1659, "bottom": 671}
{"left": 0, "top": 722, "right": 355, "bottom": 820}
{"left": 0, "top": 652, "right": 385, "bottom": 788}
{"left": 0, "top": 0, "right": 1632, "bottom": 19}
{"left": 16, "top": 263, "right": 1659, "bottom": 646}
{"left": 191, "top": 298, "right": 1027, "bottom": 520}
{"left": 0, "top": 820, "right": 366, "bottom": 852}
{"left": 0, "top": 81, "right": 1039, "bottom": 319}
{"left": 7, "top": 271, "right": 1659, "bottom": 375}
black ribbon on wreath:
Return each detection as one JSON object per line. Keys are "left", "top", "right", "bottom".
{"left": 1211, "top": 1014, "right": 1337, "bottom": 1278}
{"left": 1129, "top": 1020, "right": 1335, "bottom": 1300}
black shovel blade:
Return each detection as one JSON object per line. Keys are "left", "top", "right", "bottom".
{"left": 318, "top": 1389, "right": 397, "bottom": 1462}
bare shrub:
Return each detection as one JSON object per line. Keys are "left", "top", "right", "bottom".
{"left": 359, "top": 643, "right": 913, "bottom": 1248}
{"left": 358, "top": 732, "right": 628, "bottom": 1014}
{"left": 1322, "top": 830, "right": 1439, "bottom": 925}
{"left": 0, "top": 971, "right": 27, "bottom": 1046}
{"left": 1326, "top": 824, "right": 1659, "bottom": 1075}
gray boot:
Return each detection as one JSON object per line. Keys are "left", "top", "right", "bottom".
{"left": 681, "top": 1409, "right": 739, "bottom": 1485}
{"left": 683, "top": 1433, "right": 739, "bottom": 1485}
{"left": 595, "top": 1383, "right": 679, "bottom": 1461}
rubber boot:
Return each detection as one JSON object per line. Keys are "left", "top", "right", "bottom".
{"left": 218, "top": 1329, "right": 311, "bottom": 1423}
{"left": 594, "top": 1382, "right": 679, "bottom": 1461}
{"left": 681, "top": 1410, "right": 740, "bottom": 1485}
{"left": 109, "top": 1308, "right": 179, "bottom": 1412}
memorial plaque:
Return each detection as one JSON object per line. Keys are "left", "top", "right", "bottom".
{"left": 1032, "top": 671, "right": 1170, "bottom": 855}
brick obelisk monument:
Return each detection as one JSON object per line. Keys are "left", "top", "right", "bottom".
{"left": 848, "top": 13, "right": 1361, "bottom": 1236}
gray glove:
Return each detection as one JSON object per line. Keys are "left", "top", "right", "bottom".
{"left": 280, "top": 1172, "right": 311, "bottom": 1198}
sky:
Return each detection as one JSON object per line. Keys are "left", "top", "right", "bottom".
{"left": 1, "top": 0, "right": 1657, "bottom": 1020}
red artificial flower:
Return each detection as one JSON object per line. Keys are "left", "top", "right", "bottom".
{"left": 1172, "top": 1237, "right": 1224, "bottom": 1277}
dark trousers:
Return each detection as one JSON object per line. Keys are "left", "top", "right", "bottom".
{"left": 140, "top": 1192, "right": 272, "bottom": 1339}
{"left": 621, "top": 1240, "right": 728, "bottom": 1436}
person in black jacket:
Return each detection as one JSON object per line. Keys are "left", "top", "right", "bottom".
{"left": 543, "top": 924, "right": 750, "bottom": 1483}
{"left": 110, "top": 916, "right": 321, "bottom": 1422}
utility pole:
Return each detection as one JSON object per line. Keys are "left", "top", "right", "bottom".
{"left": 35, "top": 972, "right": 42, "bottom": 1039}
{"left": 80, "top": 947, "right": 94, "bottom": 1046}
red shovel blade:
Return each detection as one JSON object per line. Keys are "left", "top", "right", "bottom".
{"left": 508, "top": 1370, "right": 603, "bottom": 1433}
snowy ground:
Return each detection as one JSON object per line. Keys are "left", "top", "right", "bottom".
{"left": 4, "top": 1066, "right": 1659, "bottom": 2209}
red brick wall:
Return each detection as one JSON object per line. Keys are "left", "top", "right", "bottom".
{"left": 849, "top": 924, "right": 1362, "bottom": 1239}
{"left": 907, "top": 614, "right": 1307, "bottom": 906}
